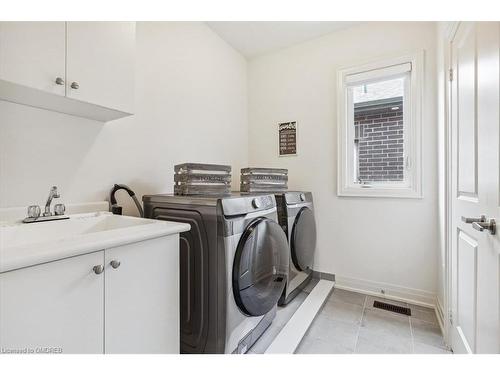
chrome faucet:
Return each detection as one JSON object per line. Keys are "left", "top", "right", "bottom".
{"left": 23, "top": 186, "right": 68, "bottom": 224}
{"left": 44, "top": 186, "right": 60, "bottom": 217}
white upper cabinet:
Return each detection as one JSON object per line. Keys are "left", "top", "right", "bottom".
{"left": 66, "top": 22, "right": 135, "bottom": 113}
{"left": 0, "top": 22, "right": 66, "bottom": 96}
{"left": 0, "top": 21, "right": 135, "bottom": 122}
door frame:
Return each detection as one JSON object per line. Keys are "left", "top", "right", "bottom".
{"left": 442, "top": 21, "right": 460, "bottom": 349}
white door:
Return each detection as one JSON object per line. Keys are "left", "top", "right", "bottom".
{"left": 450, "top": 21, "right": 500, "bottom": 354}
{"left": 66, "top": 22, "right": 135, "bottom": 113}
{"left": 0, "top": 251, "right": 105, "bottom": 354}
{"left": 104, "top": 236, "right": 180, "bottom": 354}
{"left": 0, "top": 22, "right": 66, "bottom": 95}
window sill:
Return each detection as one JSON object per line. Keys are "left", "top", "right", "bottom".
{"left": 337, "top": 185, "right": 422, "bottom": 199}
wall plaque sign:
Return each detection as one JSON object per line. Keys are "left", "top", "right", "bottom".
{"left": 278, "top": 121, "right": 297, "bottom": 156}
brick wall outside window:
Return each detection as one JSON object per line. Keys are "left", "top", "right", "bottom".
{"left": 354, "top": 98, "right": 404, "bottom": 182}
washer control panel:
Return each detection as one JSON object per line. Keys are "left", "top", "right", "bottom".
{"left": 221, "top": 194, "right": 276, "bottom": 216}
{"left": 252, "top": 195, "right": 274, "bottom": 210}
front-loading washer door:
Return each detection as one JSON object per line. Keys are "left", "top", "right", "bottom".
{"left": 233, "top": 217, "right": 289, "bottom": 317}
{"left": 291, "top": 207, "right": 316, "bottom": 272}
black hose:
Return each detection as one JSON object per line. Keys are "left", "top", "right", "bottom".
{"left": 109, "top": 184, "right": 144, "bottom": 217}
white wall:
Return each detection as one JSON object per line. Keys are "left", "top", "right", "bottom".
{"left": 0, "top": 21, "right": 440, "bottom": 306}
{"left": 248, "top": 22, "right": 439, "bottom": 305}
{"left": 0, "top": 22, "right": 248, "bottom": 215}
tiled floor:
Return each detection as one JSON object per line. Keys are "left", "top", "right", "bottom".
{"left": 295, "top": 282, "right": 451, "bottom": 354}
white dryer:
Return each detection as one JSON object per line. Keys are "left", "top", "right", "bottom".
{"left": 275, "top": 192, "right": 317, "bottom": 305}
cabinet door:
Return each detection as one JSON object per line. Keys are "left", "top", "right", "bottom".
{"left": 0, "top": 251, "right": 104, "bottom": 354}
{"left": 66, "top": 22, "right": 135, "bottom": 113}
{"left": 104, "top": 236, "right": 179, "bottom": 354}
{"left": 0, "top": 22, "right": 65, "bottom": 95}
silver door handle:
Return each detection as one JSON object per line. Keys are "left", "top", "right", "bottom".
{"left": 70, "top": 82, "right": 79, "bottom": 90}
{"left": 461, "top": 215, "right": 486, "bottom": 223}
{"left": 472, "top": 219, "right": 496, "bottom": 235}
{"left": 93, "top": 265, "right": 104, "bottom": 274}
{"left": 55, "top": 77, "right": 65, "bottom": 85}
{"left": 110, "top": 260, "right": 121, "bottom": 269}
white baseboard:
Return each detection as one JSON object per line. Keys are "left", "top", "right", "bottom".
{"left": 334, "top": 275, "right": 437, "bottom": 308}
{"left": 435, "top": 298, "right": 448, "bottom": 343}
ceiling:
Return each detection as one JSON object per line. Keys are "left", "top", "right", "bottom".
{"left": 206, "top": 21, "right": 360, "bottom": 58}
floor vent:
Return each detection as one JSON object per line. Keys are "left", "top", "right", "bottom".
{"left": 373, "top": 301, "right": 411, "bottom": 316}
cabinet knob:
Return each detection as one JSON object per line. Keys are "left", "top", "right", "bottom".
{"left": 55, "top": 77, "right": 65, "bottom": 85}
{"left": 93, "top": 265, "right": 104, "bottom": 275}
{"left": 70, "top": 82, "right": 79, "bottom": 90}
{"left": 110, "top": 260, "right": 121, "bottom": 269}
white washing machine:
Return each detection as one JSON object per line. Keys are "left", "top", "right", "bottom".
{"left": 222, "top": 194, "right": 289, "bottom": 353}
{"left": 275, "top": 192, "right": 317, "bottom": 305}
{"left": 143, "top": 193, "right": 289, "bottom": 353}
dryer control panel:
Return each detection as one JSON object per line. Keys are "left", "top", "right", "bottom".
{"left": 284, "top": 191, "right": 313, "bottom": 205}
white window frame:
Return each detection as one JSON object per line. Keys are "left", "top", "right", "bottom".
{"left": 337, "top": 52, "right": 423, "bottom": 198}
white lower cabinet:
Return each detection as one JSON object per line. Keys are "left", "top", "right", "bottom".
{"left": 104, "top": 236, "right": 179, "bottom": 353}
{"left": 0, "top": 235, "right": 179, "bottom": 354}
{"left": 0, "top": 251, "right": 105, "bottom": 354}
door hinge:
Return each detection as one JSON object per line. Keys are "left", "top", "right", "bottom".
{"left": 449, "top": 68, "right": 454, "bottom": 82}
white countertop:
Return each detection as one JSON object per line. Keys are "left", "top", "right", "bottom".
{"left": 0, "top": 212, "right": 190, "bottom": 273}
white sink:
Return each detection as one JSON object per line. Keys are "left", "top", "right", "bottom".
{"left": 0, "top": 212, "right": 190, "bottom": 273}
{"left": 2, "top": 212, "right": 153, "bottom": 248}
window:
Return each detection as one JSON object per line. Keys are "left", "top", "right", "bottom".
{"left": 337, "top": 53, "right": 423, "bottom": 198}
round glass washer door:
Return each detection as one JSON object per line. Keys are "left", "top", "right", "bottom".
{"left": 291, "top": 207, "right": 316, "bottom": 272}
{"left": 233, "top": 217, "right": 289, "bottom": 316}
